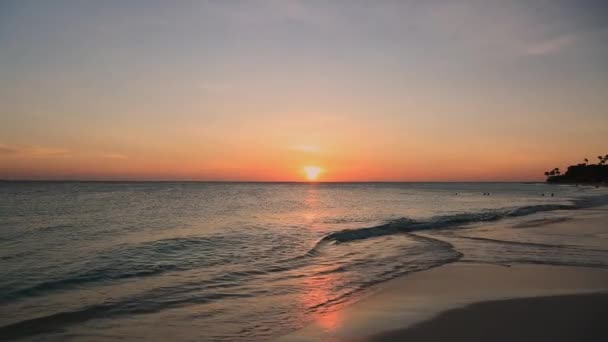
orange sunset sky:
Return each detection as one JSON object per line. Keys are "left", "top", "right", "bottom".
{"left": 1, "top": 1, "right": 607, "bottom": 181}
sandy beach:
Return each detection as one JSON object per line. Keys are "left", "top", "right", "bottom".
{"left": 371, "top": 293, "right": 608, "bottom": 342}
{"left": 276, "top": 206, "right": 608, "bottom": 342}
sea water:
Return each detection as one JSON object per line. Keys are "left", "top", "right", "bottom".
{"left": 1, "top": 182, "right": 607, "bottom": 341}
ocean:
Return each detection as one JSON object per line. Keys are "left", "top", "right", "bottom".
{"left": 1, "top": 182, "right": 608, "bottom": 341}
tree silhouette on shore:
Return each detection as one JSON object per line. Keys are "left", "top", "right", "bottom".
{"left": 544, "top": 153, "right": 608, "bottom": 183}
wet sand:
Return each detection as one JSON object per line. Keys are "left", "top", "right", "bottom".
{"left": 371, "top": 292, "right": 608, "bottom": 342}
{"left": 276, "top": 207, "right": 608, "bottom": 342}
{"left": 276, "top": 263, "right": 608, "bottom": 342}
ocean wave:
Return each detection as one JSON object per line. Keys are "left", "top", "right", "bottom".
{"left": 450, "top": 234, "right": 608, "bottom": 254}
{"left": 512, "top": 217, "right": 572, "bottom": 228}
{"left": 305, "top": 233, "right": 463, "bottom": 313}
{"left": 0, "top": 291, "right": 250, "bottom": 341}
{"left": 1, "top": 232, "right": 316, "bottom": 304}
{"left": 316, "top": 203, "right": 582, "bottom": 246}
{"left": 0, "top": 235, "right": 251, "bottom": 303}
{"left": 0, "top": 263, "right": 179, "bottom": 304}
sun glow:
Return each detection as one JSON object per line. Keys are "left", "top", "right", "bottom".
{"left": 303, "top": 166, "right": 322, "bottom": 181}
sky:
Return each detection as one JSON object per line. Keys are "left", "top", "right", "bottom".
{"left": 1, "top": 0, "right": 607, "bottom": 181}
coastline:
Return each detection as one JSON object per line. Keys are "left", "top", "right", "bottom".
{"left": 275, "top": 206, "right": 608, "bottom": 342}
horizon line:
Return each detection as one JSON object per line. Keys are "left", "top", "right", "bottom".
{"left": 0, "top": 179, "right": 543, "bottom": 184}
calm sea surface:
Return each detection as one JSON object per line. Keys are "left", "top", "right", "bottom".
{"left": 1, "top": 182, "right": 608, "bottom": 341}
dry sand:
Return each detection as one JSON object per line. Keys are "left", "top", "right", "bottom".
{"left": 371, "top": 292, "right": 608, "bottom": 342}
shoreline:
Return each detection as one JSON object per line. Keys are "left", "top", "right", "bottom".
{"left": 276, "top": 206, "right": 608, "bottom": 342}
{"left": 275, "top": 263, "right": 608, "bottom": 342}
{"left": 547, "top": 180, "right": 608, "bottom": 187}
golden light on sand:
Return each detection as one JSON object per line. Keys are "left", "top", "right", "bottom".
{"left": 303, "top": 166, "right": 322, "bottom": 181}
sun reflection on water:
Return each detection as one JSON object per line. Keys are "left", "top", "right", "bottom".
{"left": 303, "top": 185, "right": 320, "bottom": 223}
{"left": 298, "top": 268, "right": 345, "bottom": 334}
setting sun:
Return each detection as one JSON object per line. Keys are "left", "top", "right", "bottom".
{"left": 3, "top": 2, "right": 608, "bottom": 342}
{"left": 303, "top": 166, "right": 322, "bottom": 181}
